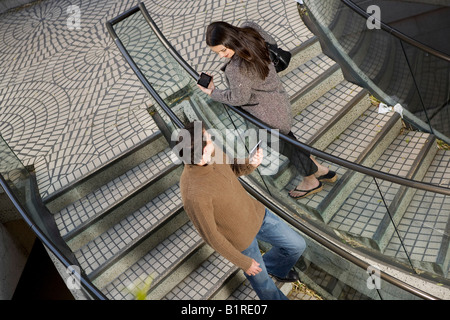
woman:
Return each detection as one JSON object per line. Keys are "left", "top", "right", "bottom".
{"left": 197, "top": 21, "right": 337, "bottom": 199}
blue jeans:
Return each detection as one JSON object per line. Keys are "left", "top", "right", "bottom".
{"left": 241, "top": 209, "right": 306, "bottom": 300}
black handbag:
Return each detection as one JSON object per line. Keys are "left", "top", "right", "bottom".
{"left": 266, "top": 42, "right": 291, "bottom": 72}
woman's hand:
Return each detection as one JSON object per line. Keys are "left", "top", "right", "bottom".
{"left": 250, "top": 147, "right": 263, "bottom": 167}
{"left": 245, "top": 259, "right": 262, "bottom": 276}
{"left": 197, "top": 73, "right": 215, "bottom": 95}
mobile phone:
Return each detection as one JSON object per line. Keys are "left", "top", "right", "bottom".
{"left": 197, "top": 72, "right": 212, "bottom": 88}
{"left": 249, "top": 140, "right": 262, "bottom": 159}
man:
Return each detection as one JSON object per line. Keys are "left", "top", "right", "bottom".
{"left": 177, "top": 121, "right": 306, "bottom": 300}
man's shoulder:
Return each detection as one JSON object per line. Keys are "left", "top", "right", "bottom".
{"left": 180, "top": 166, "right": 216, "bottom": 195}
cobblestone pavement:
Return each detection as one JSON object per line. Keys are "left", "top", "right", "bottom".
{"left": 0, "top": 0, "right": 310, "bottom": 201}
{"left": 0, "top": 0, "right": 319, "bottom": 300}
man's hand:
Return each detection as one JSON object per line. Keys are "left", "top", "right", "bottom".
{"left": 250, "top": 147, "right": 263, "bottom": 167}
{"left": 245, "top": 259, "right": 262, "bottom": 276}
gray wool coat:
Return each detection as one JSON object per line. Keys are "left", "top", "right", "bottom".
{"left": 210, "top": 22, "right": 293, "bottom": 135}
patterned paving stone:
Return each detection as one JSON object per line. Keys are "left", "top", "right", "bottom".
{"left": 0, "top": 0, "right": 159, "bottom": 199}
{"left": 0, "top": 80, "right": 71, "bottom": 162}
{"left": 0, "top": 0, "right": 74, "bottom": 71}
{"left": 0, "top": 0, "right": 309, "bottom": 200}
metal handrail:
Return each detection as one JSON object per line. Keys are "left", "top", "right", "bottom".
{"left": 0, "top": 174, "right": 107, "bottom": 300}
{"left": 106, "top": 3, "right": 445, "bottom": 299}
{"left": 302, "top": 0, "right": 450, "bottom": 144}
{"left": 105, "top": 7, "right": 184, "bottom": 130}
{"left": 240, "top": 178, "right": 438, "bottom": 300}
{"left": 138, "top": 3, "right": 450, "bottom": 196}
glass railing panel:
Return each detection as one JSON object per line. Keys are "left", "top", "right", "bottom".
{"left": 297, "top": 233, "right": 423, "bottom": 300}
{"left": 0, "top": 135, "right": 29, "bottom": 209}
{"left": 301, "top": 0, "right": 450, "bottom": 284}
{"left": 162, "top": 91, "right": 431, "bottom": 298}
{"left": 108, "top": 5, "right": 447, "bottom": 298}
{"left": 0, "top": 133, "right": 77, "bottom": 259}
{"left": 0, "top": 135, "right": 53, "bottom": 239}
{"left": 113, "top": 10, "right": 197, "bottom": 123}
{"left": 1, "top": 126, "right": 105, "bottom": 300}
{"left": 384, "top": 187, "right": 450, "bottom": 280}
{"left": 306, "top": 0, "right": 413, "bottom": 107}
{"left": 219, "top": 105, "right": 425, "bottom": 278}
{"left": 400, "top": 40, "right": 450, "bottom": 138}
{"left": 213, "top": 105, "right": 436, "bottom": 299}
{"left": 303, "top": 0, "right": 450, "bottom": 143}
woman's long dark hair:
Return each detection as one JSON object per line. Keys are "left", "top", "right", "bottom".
{"left": 206, "top": 21, "right": 271, "bottom": 80}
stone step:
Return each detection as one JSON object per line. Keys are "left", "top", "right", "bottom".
{"left": 225, "top": 273, "right": 292, "bottom": 300}
{"left": 278, "top": 37, "right": 320, "bottom": 77}
{"left": 327, "top": 131, "right": 436, "bottom": 250}
{"left": 383, "top": 148, "right": 450, "bottom": 277}
{"left": 44, "top": 131, "right": 167, "bottom": 213}
{"left": 54, "top": 147, "right": 179, "bottom": 243}
{"left": 162, "top": 251, "right": 238, "bottom": 300}
{"left": 282, "top": 53, "right": 343, "bottom": 115}
{"left": 292, "top": 80, "right": 368, "bottom": 149}
{"left": 262, "top": 80, "right": 371, "bottom": 196}
{"left": 291, "top": 105, "right": 403, "bottom": 222}
{"left": 101, "top": 220, "right": 204, "bottom": 300}
{"left": 74, "top": 183, "right": 183, "bottom": 279}
{"left": 227, "top": 279, "right": 259, "bottom": 300}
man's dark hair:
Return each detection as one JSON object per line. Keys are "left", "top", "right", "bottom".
{"left": 177, "top": 121, "right": 207, "bottom": 165}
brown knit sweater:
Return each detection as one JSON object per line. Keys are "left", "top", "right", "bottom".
{"left": 179, "top": 151, "right": 265, "bottom": 271}
{"left": 210, "top": 21, "right": 293, "bottom": 135}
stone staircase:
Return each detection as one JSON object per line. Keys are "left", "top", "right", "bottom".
{"left": 294, "top": 3, "right": 450, "bottom": 278}
{"left": 42, "top": 7, "right": 449, "bottom": 300}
